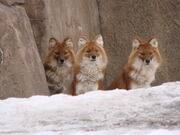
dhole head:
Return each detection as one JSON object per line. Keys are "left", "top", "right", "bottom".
{"left": 48, "top": 37, "right": 74, "bottom": 65}
{"left": 77, "top": 35, "right": 105, "bottom": 62}
{"left": 130, "top": 37, "right": 161, "bottom": 65}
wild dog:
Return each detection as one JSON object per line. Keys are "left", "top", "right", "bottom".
{"left": 108, "top": 37, "right": 162, "bottom": 90}
{"left": 74, "top": 35, "right": 108, "bottom": 95}
{"left": 44, "top": 37, "right": 75, "bottom": 95}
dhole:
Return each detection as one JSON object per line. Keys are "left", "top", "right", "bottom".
{"left": 108, "top": 37, "right": 162, "bottom": 90}
{"left": 44, "top": 37, "right": 75, "bottom": 95}
{"left": 74, "top": 35, "right": 108, "bottom": 95}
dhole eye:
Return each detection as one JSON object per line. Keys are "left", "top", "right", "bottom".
{"left": 140, "top": 53, "right": 145, "bottom": 56}
{"left": 95, "top": 50, "right": 98, "bottom": 52}
{"left": 86, "top": 50, "right": 91, "bottom": 53}
{"left": 64, "top": 51, "right": 68, "bottom": 55}
{"left": 54, "top": 52, "right": 59, "bottom": 56}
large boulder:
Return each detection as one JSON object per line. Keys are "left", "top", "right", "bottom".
{"left": 24, "top": 0, "right": 100, "bottom": 62}
{"left": 0, "top": 3, "right": 49, "bottom": 99}
{"left": 98, "top": 0, "right": 180, "bottom": 87}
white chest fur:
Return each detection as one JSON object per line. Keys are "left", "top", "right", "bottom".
{"left": 129, "top": 58, "right": 159, "bottom": 89}
{"left": 76, "top": 81, "right": 98, "bottom": 95}
{"left": 76, "top": 57, "right": 105, "bottom": 94}
{"left": 77, "top": 57, "right": 105, "bottom": 81}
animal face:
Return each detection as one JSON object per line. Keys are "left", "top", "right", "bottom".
{"left": 77, "top": 35, "right": 108, "bottom": 64}
{"left": 53, "top": 45, "right": 72, "bottom": 64}
{"left": 129, "top": 37, "right": 162, "bottom": 66}
{"left": 81, "top": 42, "right": 102, "bottom": 61}
{"left": 47, "top": 37, "right": 74, "bottom": 66}
{"left": 136, "top": 44, "right": 156, "bottom": 65}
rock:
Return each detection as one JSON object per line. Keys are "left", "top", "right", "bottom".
{"left": 0, "top": 48, "right": 3, "bottom": 64}
{"left": 98, "top": 0, "right": 180, "bottom": 87}
{"left": 24, "top": 0, "right": 100, "bottom": 62}
{"left": 0, "top": 0, "right": 25, "bottom": 6}
{"left": 0, "top": 3, "right": 49, "bottom": 99}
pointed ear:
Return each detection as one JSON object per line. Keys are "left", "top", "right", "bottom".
{"left": 64, "top": 37, "right": 73, "bottom": 48}
{"left": 149, "top": 37, "right": 158, "bottom": 48}
{"left": 132, "top": 38, "right": 141, "bottom": 48}
{"left": 49, "top": 37, "right": 57, "bottom": 48}
{"left": 94, "top": 34, "right": 103, "bottom": 47}
{"left": 78, "top": 36, "right": 88, "bottom": 49}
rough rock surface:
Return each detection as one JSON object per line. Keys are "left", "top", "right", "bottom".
{"left": 0, "top": 0, "right": 25, "bottom": 6}
{"left": 98, "top": 0, "right": 180, "bottom": 87}
{"left": 24, "top": 0, "right": 100, "bottom": 62}
{"left": 0, "top": 3, "right": 49, "bottom": 99}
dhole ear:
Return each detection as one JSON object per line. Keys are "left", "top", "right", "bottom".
{"left": 94, "top": 34, "right": 103, "bottom": 47}
{"left": 49, "top": 37, "right": 57, "bottom": 48}
{"left": 64, "top": 37, "right": 73, "bottom": 48}
{"left": 149, "top": 38, "right": 158, "bottom": 48}
{"left": 132, "top": 38, "right": 141, "bottom": 48}
{"left": 78, "top": 36, "right": 88, "bottom": 48}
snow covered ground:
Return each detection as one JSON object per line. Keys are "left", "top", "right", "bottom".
{"left": 0, "top": 82, "right": 180, "bottom": 135}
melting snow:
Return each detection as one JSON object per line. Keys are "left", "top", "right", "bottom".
{"left": 0, "top": 82, "right": 180, "bottom": 135}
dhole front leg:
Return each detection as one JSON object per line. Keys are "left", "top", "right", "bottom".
{"left": 46, "top": 70, "right": 61, "bottom": 84}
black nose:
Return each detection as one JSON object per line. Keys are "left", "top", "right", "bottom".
{"left": 91, "top": 55, "right": 96, "bottom": 60}
{"left": 145, "top": 59, "right": 150, "bottom": 64}
{"left": 60, "top": 59, "right": 64, "bottom": 64}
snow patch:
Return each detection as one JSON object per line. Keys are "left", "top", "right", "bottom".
{"left": 0, "top": 82, "right": 180, "bottom": 135}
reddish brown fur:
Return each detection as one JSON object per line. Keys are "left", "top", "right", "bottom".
{"left": 108, "top": 37, "right": 162, "bottom": 90}
{"left": 44, "top": 37, "right": 75, "bottom": 95}
{"left": 45, "top": 37, "right": 75, "bottom": 65}
{"left": 76, "top": 42, "right": 107, "bottom": 63}
{"left": 73, "top": 35, "right": 108, "bottom": 95}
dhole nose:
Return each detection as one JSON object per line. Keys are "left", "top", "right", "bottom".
{"left": 145, "top": 59, "right": 150, "bottom": 64}
{"left": 60, "top": 59, "right": 64, "bottom": 64}
{"left": 91, "top": 55, "right": 96, "bottom": 60}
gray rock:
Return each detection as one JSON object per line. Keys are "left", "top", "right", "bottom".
{"left": 0, "top": 3, "right": 49, "bottom": 99}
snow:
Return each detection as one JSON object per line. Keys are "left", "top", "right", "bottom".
{"left": 0, "top": 82, "right": 180, "bottom": 135}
